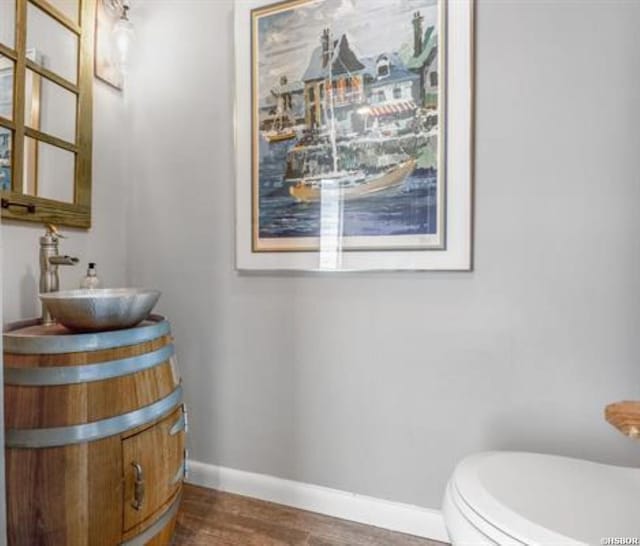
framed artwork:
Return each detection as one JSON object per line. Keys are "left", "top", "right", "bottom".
{"left": 235, "top": 0, "right": 474, "bottom": 271}
{"left": 95, "top": 0, "right": 124, "bottom": 90}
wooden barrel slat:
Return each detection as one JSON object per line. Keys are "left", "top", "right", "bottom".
{"left": 3, "top": 314, "right": 171, "bottom": 354}
{"left": 5, "top": 344, "right": 175, "bottom": 386}
{"left": 3, "top": 335, "right": 172, "bottom": 369}
{"left": 6, "top": 386, "right": 183, "bottom": 448}
{"left": 121, "top": 493, "right": 181, "bottom": 545}
{"left": 5, "top": 362, "right": 178, "bottom": 428}
{"left": 4, "top": 315, "right": 185, "bottom": 546}
{"left": 6, "top": 436, "right": 124, "bottom": 546}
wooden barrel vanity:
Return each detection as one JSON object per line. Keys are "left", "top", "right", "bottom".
{"left": 3, "top": 315, "right": 186, "bottom": 546}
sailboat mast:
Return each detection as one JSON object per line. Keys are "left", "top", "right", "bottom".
{"left": 327, "top": 30, "right": 339, "bottom": 174}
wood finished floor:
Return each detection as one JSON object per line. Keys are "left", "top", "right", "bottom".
{"left": 174, "top": 484, "right": 447, "bottom": 546}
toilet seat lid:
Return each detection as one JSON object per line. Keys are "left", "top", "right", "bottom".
{"left": 452, "top": 451, "right": 640, "bottom": 545}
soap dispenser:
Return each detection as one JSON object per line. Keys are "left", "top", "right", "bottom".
{"left": 80, "top": 262, "right": 101, "bottom": 289}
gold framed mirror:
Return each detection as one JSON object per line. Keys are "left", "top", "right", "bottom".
{"left": 0, "top": 0, "right": 95, "bottom": 228}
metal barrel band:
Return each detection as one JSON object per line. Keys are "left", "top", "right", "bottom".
{"left": 3, "top": 314, "right": 170, "bottom": 354}
{"left": 169, "top": 463, "right": 184, "bottom": 487}
{"left": 169, "top": 410, "right": 186, "bottom": 436}
{"left": 5, "top": 385, "right": 183, "bottom": 448}
{"left": 120, "top": 493, "right": 182, "bottom": 546}
{"left": 4, "top": 344, "right": 175, "bottom": 386}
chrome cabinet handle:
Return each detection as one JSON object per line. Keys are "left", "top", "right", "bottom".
{"left": 131, "top": 462, "right": 145, "bottom": 511}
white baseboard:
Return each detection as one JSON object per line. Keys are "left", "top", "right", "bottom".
{"left": 187, "top": 459, "right": 449, "bottom": 543}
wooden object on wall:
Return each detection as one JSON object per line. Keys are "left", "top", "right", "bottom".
{"left": 3, "top": 316, "right": 186, "bottom": 546}
{"left": 605, "top": 401, "right": 640, "bottom": 439}
{"left": 0, "top": 0, "right": 95, "bottom": 228}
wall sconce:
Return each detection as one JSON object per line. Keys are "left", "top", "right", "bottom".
{"left": 102, "top": 0, "right": 135, "bottom": 73}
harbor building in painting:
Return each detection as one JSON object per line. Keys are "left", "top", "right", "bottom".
{"left": 278, "top": 8, "right": 442, "bottom": 184}
{"left": 407, "top": 12, "right": 439, "bottom": 109}
{"left": 362, "top": 53, "right": 420, "bottom": 129}
{"left": 255, "top": 8, "right": 440, "bottom": 141}
{"left": 296, "top": 11, "right": 438, "bottom": 138}
{"left": 302, "top": 30, "right": 366, "bottom": 130}
{"left": 259, "top": 76, "right": 305, "bottom": 132}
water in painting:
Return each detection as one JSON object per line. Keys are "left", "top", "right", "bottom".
{"left": 253, "top": 0, "right": 443, "bottom": 251}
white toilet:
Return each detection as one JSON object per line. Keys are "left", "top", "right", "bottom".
{"left": 443, "top": 451, "right": 640, "bottom": 544}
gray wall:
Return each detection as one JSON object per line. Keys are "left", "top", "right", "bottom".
{"left": 116, "top": 0, "right": 640, "bottom": 510}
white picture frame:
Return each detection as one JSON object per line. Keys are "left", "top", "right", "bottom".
{"left": 235, "top": 0, "right": 474, "bottom": 271}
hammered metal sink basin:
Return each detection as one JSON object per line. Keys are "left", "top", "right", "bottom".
{"left": 40, "top": 288, "right": 161, "bottom": 332}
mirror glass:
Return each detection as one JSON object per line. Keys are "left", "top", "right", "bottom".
{"left": 23, "top": 137, "right": 75, "bottom": 203}
{"left": 0, "top": 127, "right": 10, "bottom": 191}
{"left": 25, "top": 69, "right": 76, "bottom": 143}
{"left": 26, "top": 3, "right": 79, "bottom": 83}
{"left": 46, "top": 0, "right": 79, "bottom": 24}
{"left": 0, "top": 53, "right": 13, "bottom": 119}
{"left": 0, "top": 0, "right": 16, "bottom": 48}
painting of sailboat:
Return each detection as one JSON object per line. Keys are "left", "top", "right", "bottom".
{"left": 289, "top": 159, "right": 417, "bottom": 203}
{"left": 251, "top": 0, "right": 445, "bottom": 252}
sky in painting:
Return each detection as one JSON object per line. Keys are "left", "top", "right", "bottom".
{"left": 257, "top": 0, "right": 438, "bottom": 99}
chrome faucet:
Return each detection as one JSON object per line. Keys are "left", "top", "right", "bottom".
{"left": 40, "top": 224, "right": 79, "bottom": 324}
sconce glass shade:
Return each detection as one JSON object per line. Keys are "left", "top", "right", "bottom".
{"left": 102, "top": 0, "right": 124, "bottom": 17}
{"left": 112, "top": 6, "right": 135, "bottom": 73}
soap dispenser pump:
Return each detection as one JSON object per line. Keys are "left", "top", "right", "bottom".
{"left": 80, "top": 262, "right": 101, "bottom": 289}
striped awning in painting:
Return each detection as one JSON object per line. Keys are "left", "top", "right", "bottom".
{"left": 369, "top": 101, "right": 417, "bottom": 117}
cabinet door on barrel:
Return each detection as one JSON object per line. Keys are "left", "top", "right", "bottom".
{"left": 122, "top": 406, "right": 186, "bottom": 531}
